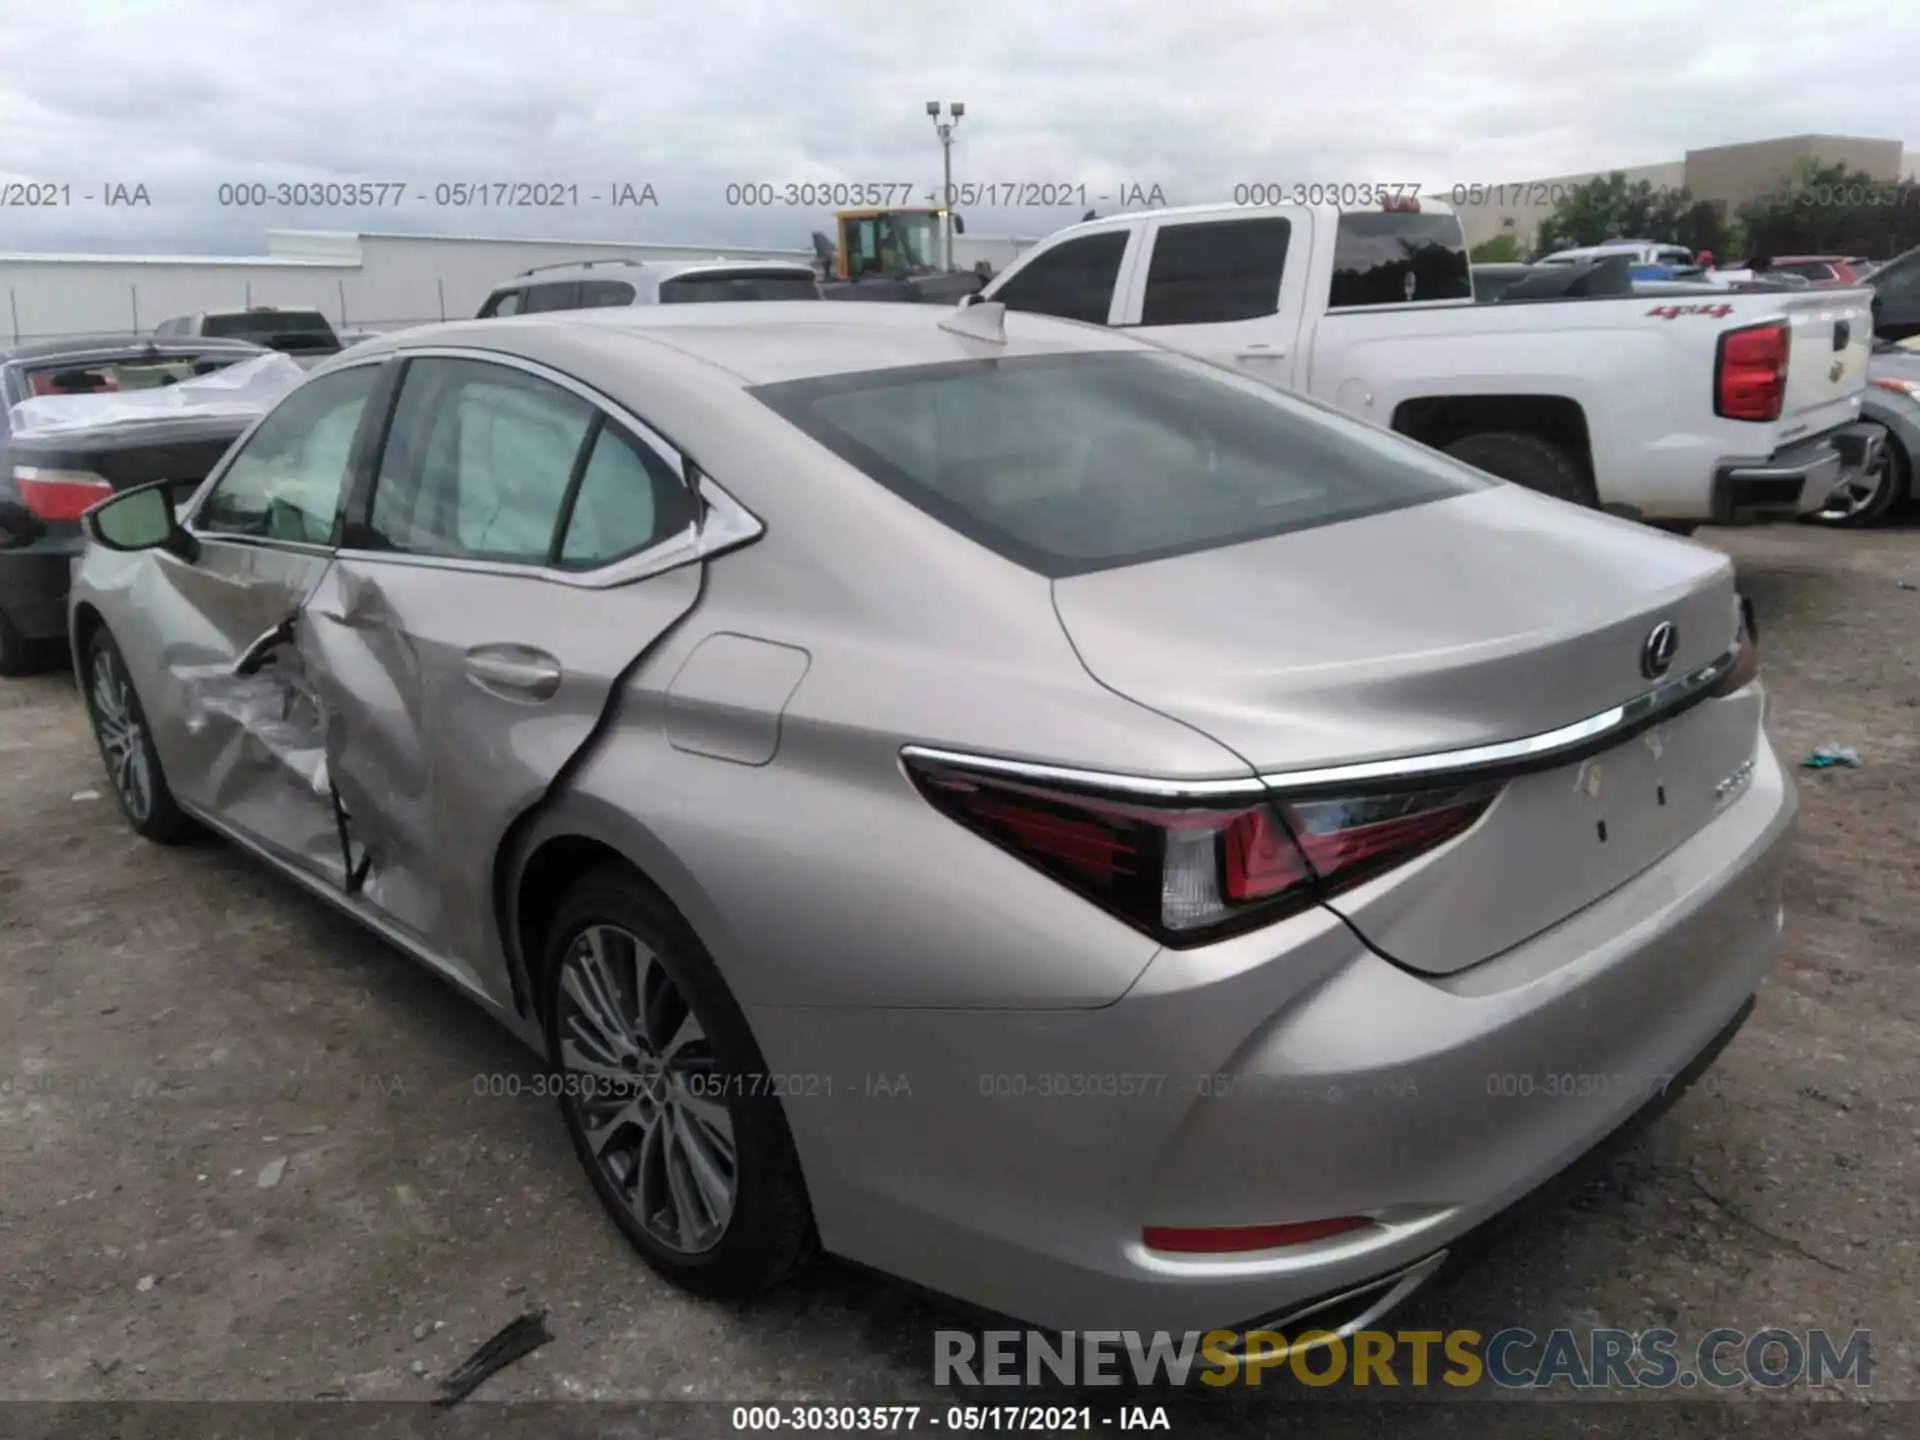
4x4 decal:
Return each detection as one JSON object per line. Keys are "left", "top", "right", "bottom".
{"left": 1647, "top": 303, "right": 1735, "bottom": 319}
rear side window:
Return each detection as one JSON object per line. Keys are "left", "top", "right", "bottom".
{"left": 1138, "top": 218, "right": 1290, "bottom": 326}
{"left": 1328, "top": 213, "right": 1473, "bottom": 309}
{"left": 200, "top": 312, "right": 334, "bottom": 343}
{"left": 519, "top": 283, "right": 582, "bottom": 314}
{"left": 992, "top": 232, "right": 1129, "bottom": 325}
{"left": 754, "top": 352, "right": 1489, "bottom": 578}
{"left": 659, "top": 272, "right": 822, "bottom": 303}
{"left": 577, "top": 280, "right": 638, "bottom": 308}
{"left": 557, "top": 423, "right": 698, "bottom": 568}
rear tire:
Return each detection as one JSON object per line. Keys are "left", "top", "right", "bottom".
{"left": 1443, "top": 431, "right": 1597, "bottom": 507}
{"left": 1810, "top": 423, "right": 1908, "bottom": 528}
{"left": 542, "top": 864, "right": 817, "bottom": 1300}
{"left": 82, "top": 627, "right": 197, "bottom": 843}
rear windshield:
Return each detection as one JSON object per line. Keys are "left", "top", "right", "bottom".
{"left": 23, "top": 351, "right": 257, "bottom": 396}
{"left": 1328, "top": 212, "right": 1473, "bottom": 309}
{"left": 200, "top": 312, "right": 336, "bottom": 347}
{"left": 660, "top": 272, "right": 821, "bottom": 303}
{"left": 753, "top": 352, "right": 1490, "bottom": 578}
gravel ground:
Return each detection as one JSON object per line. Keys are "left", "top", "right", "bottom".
{"left": 1, "top": 521, "right": 1916, "bottom": 1435}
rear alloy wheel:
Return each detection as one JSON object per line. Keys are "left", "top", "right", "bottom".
{"left": 83, "top": 628, "right": 196, "bottom": 843}
{"left": 543, "top": 866, "right": 815, "bottom": 1298}
{"left": 1442, "top": 431, "right": 1597, "bottom": 508}
{"left": 1812, "top": 425, "right": 1908, "bottom": 528}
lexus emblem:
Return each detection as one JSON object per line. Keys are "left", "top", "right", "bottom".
{"left": 1640, "top": 621, "right": 1679, "bottom": 680}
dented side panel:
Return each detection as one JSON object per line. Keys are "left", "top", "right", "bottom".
{"left": 130, "top": 538, "right": 346, "bottom": 882}
{"left": 296, "top": 556, "right": 705, "bottom": 1006}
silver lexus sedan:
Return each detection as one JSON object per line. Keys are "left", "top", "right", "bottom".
{"left": 68, "top": 299, "right": 1793, "bottom": 1338}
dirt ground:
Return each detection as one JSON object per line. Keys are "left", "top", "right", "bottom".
{"left": 1, "top": 521, "right": 1916, "bottom": 1434}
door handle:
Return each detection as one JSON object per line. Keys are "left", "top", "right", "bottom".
{"left": 1238, "top": 344, "right": 1288, "bottom": 359}
{"left": 463, "top": 646, "right": 563, "bottom": 702}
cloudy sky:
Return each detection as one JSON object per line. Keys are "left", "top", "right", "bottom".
{"left": 1, "top": 0, "right": 1914, "bottom": 255}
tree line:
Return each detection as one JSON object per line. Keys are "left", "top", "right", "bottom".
{"left": 1465, "top": 159, "right": 1920, "bottom": 264}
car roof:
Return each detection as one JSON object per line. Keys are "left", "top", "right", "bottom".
{"left": 0, "top": 334, "right": 269, "bottom": 363}
{"left": 344, "top": 300, "right": 1145, "bottom": 387}
{"left": 490, "top": 259, "right": 817, "bottom": 291}
{"left": 1025, "top": 196, "right": 1462, "bottom": 246}
{"left": 190, "top": 306, "right": 327, "bottom": 315}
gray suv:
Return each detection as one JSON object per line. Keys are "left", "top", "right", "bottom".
{"left": 477, "top": 259, "right": 822, "bottom": 317}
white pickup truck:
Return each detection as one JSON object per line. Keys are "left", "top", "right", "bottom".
{"left": 978, "top": 199, "right": 1882, "bottom": 526}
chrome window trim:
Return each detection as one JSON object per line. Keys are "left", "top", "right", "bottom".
{"left": 333, "top": 345, "right": 764, "bottom": 589}
{"left": 902, "top": 641, "right": 1741, "bottom": 802}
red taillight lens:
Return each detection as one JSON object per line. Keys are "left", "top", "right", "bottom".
{"left": 904, "top": 756, "right": 1498, "bottom": 947}
{"left": 1144, "top": 1216, "right": 1374, "bottom": 1254}
{"left": 1715, "top": 321, "right": 1789, "bottom": 422}
{"left": 14, "top": 467, "right": 114, "bottom": 521}
{"left": 1381, "top": 196, "right": 1421, "bottom": 213}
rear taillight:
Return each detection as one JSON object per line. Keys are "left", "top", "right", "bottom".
{"left": 904, "top": 756, "right": 1499, "bottom": 947}
{"left": 13, "top": 466, "right": 114, "bottom": 521}
{"left": 1714, "top": 321, "right": 1789, "bottom": 422}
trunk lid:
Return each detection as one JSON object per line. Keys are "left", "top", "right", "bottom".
{"left": 1775, "top": 286, "right": 1875, "bottom": 437}
{"left": 1050, "top": 485, "right": 1756, "bottom": 973}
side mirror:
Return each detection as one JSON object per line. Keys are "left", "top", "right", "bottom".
{"left": 952, "top": 212, "right": 966, "bottom": 235}
{"left": 84, "top": 480, "right": 199, "bottom": 562}
{"left": 958, "top": 292, "right": 982, "bottom": 309}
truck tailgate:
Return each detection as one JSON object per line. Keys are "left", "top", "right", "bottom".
{"left": 1778, "top": 287, "right": 1874, "bottom": 436}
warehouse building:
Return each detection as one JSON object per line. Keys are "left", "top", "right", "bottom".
{"left": 1441, "top": 133, "right": 1920, "bottom": 253}
{"left": 0, "top": 229, "right": 817, "bottom": 344}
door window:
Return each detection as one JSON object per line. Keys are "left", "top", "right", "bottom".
{"left": 557, "top": 422, "right": 699, "bottom": 568}
{"left": 367, "top": 358, "right": 598, "bottom": 564}
{"left": 194, "top": 364, "right": 379, "bottom": 545}
{"left": 992, "top": 231, "right": 1130, "bottom": 324}
{"left": 1139, "top": 218, "right": 1290, "bottom": 325}
{"left": 479, "top": 289, "right": 526, "bottom": 317}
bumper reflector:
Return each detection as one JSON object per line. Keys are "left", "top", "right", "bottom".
{"left": 1143, "top": 1216, "right": 1373, "bottom": 1254}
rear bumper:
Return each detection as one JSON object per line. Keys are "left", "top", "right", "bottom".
{"left": 1711, "top": 422, "right": 1885, "bottom": 523}
{"left": 752, "top": 732, "right": 1798, "bottom": 1334}
{"left": 0, "top": 538, "right": 81, "bottom": 642}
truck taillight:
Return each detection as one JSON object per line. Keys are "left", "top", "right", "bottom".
{"left": 1714, "top": 321, "right": 1789, "bottom": 422}
{"left": 12, "top": 466, "right": 114, "bottom": 521}
{"left": 904, "top": 754, "right": 1499, "bottom": 947}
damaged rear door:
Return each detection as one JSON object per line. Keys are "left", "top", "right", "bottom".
{"left": 155, "top": 361, "right": 389, "bottom": 881}
{"left": 296, "top": 351, "right": 712, "bottom": 1003}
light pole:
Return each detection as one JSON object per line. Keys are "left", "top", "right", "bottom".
{"left": 927, "top": 101, "right": 964, "bottom": 270}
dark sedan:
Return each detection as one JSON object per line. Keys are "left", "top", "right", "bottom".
{"left": 0, "top": 335, "right": 267, "bottom": 673}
